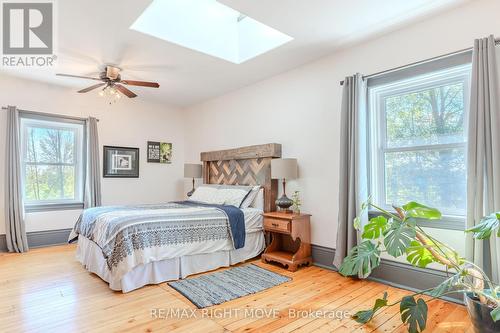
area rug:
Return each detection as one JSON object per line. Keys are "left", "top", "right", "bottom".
{"left": 168, "top": 264, "right": 291, "bottom": 308}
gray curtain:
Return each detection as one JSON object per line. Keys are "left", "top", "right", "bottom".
{"left": 83, "top": 117, "right": 102, "bottom": 208}
{"left": 333, "top": 74, "right": 369, "bottom": 274}
{"left": 466, "top": 35, "right": 500, "bottom": 283}
{"left": 5, "top": 106, "right": 29, "bottom": 252}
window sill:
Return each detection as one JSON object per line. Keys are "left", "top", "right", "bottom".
{"left": 368, "top": 210, "right": 465, "bottom": 231}
{"left": 25, "top": 203, "right": 84, "bottom": 213}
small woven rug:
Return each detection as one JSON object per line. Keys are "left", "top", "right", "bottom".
{"left": 168, "top": 264, "right": 291, "bottom": 308}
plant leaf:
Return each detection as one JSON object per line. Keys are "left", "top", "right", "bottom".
{"left": 491, "top": 306, "right": 500, "bottom": 322}
{"left": 402, "top": 201, "right": 441, "bottom": 220}
{"left": 354, "top": 216, "right": 361, "bottom": 230}
{"left": 466, "top": 212, "right": 500, "bottom": 239}
{"left": 339, "top": 240, "right": 381, "bottom": 278}
{"left": 429, "top": 273, "right": 463, "bottom": 297}
{"left": 362, "top": 216, "right": 389, "bottom": 239}
{"left": 352, "top": 309, "right": 374, "bottom": 324}
{"left": 361, "top": 198, "right": 371, "bottom": 211}
{"left": 384, "top": 219, "right": 416, "bottom": 257}
{"left": 400, "top": 296, "right": 428, "bottom": 333}
{"left": 353, "top": 292, "right": 389, "bottom": 324}
{"left": 493, "top": 286, "right": 500, "bottom": 299}
{"left": 354, "top": 198, "right": 372, "bottom": 230}
{"left": 405, "top": 240, "right": 435, "bottom": 268}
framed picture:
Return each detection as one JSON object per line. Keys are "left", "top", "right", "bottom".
{"left": 160, "top": 142, "right": 172, "bottom": 164}
{"left": 147, "top": 141, "right": 172, "bottom": 164}
{"left": 147, "top": 141, "right": 161, "bottom": 163}
{"left": 103, "top": 146, "right": 139, "bottom": 178}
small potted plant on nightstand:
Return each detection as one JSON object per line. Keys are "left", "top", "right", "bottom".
{"left": 339, "top": 199, "right": 499, "bottom": 333}
{"left": 291, "top": 190, "right": 301, "bottom": 214}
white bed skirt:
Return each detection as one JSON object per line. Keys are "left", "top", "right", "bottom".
{"left": 76, "top": 231, "right": 266, "bottom": 292}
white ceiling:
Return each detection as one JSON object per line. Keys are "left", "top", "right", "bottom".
{"left": 1, "top": 0, "right": 470, "bottom": 107}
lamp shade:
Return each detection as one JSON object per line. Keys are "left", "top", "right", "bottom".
{"left": 184, "top": 163, "right": 202, "bottom": 178}
{"left": 271, "top": 158, "right": 298, "bottom": 180}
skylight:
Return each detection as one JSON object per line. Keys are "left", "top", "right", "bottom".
{"left": 130, "top": 0, "right": 293, "bottom": 64}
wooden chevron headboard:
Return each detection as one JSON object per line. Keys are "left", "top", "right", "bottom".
{"left": 200, "top": 143, "right": 282, "bottom": 212}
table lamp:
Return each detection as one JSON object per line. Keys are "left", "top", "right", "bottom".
{"left": 184, "top": 163, "right": 202, "bottom": 197}
{"left": 271, "top": 158, "right": 298, "bottom": 212}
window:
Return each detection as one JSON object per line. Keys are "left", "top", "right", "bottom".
{"left": 20, "top": 114, "right": 85, "bottom": 211}
{"left": 369, "top": 63, "right": 471, "bottom": 229}
{"left": 129, "top": 0, "right": 293, "bottom": 64}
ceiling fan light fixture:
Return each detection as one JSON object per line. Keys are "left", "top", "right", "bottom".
{"left": 98, "top": 84, "right": 121, "bottom": 104}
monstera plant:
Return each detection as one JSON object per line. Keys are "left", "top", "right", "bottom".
{"left": 339, "top": 200, "right": 500, "bottom": 333}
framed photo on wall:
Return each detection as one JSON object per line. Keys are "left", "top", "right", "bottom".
{"left": 103, "top": 146, "right": 139, "bottom": 178}
{"left": 160, "top": 142, "right": 172, "bottom": 164}
{"left": 147, "top": 141, "right": 172, "bottom": 164}
{"left": 147, "top": 141, "right": 161, "bottom": 163}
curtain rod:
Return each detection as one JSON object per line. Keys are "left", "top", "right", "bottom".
{"left": 339, "top": 39, "right": 500, "bottom": 86}
{"left": 1, "top": 106, "right": 99, "bottom": 122}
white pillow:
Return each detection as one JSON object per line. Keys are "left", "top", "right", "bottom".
{"left": 250, "top": 188, "right": 264, "bottom": 210}
{"left": 240, "top": 186, "right": 261, "bottom": 208}
{"left": 188, "top": 186, "right": 223, "bottom": 204}
{"left": 197, "top": 184, "right": 258, "bottom": 207}
{"left": 217, "top": 188, "right": 252, "bottom": 207}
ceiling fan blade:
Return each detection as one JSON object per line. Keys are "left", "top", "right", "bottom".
{"left": 56, "top": 73, "right": 102, "bottom": 81}
{"left": 115, "top": 84, "right": 137, "bottom": 98}
{"left": 121, "top": 80, "right": 160, "bottom": 88}
{"left": 77, "top": 83, "right": 106, "bottom": 93}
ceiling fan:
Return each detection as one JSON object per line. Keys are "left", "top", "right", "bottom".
{"left": 56, "top": 65, "right": 160, "bottom": 98}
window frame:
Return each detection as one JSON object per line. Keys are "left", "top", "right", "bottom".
{"left": 20, "top": 113, "right": 87, "bottom": 212}
{"left": 368, "top": 64, "right": 471, "bottom": 231}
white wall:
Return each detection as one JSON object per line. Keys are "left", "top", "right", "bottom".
{"left": 184, "top": 0, "right": 500, "bottom": 250}
{"left": 0, "top": 74, "right": 185, "bottom": 234}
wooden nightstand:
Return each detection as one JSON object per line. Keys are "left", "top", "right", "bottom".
{"left": 261, "top": 211, "right": 312, "bottom": 272}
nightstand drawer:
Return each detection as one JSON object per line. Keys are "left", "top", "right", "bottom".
{"left": 264, "top": 218, "right": 291, "bottom": 233}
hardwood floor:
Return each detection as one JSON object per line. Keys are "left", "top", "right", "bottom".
{"left": 0, "top": 245, "right": 473, "bottom": 333}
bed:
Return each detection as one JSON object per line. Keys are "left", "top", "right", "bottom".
{"left": 70, "top": 143, "right": 281, "bottom": 292}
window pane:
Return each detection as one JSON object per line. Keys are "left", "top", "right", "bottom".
{"left": 384, "top": 148, "right": 466, "bottom": 215}
{"left": 24, "top": 164, "right": 40, "bottom": 201}
{"left": 385, "top": 81, "right": 466, "bottom": 148}
{"left": 24, "top": 165, "right": 76, "bottom": 202}
{"left": 62, "top": 166, "right": 76, "bottom": 199}
{"left": 25, "top": 126, "right": 75, "bottom": 164}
